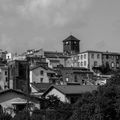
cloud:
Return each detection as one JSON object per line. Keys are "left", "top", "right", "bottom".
{"left": 19, "top": 0, "right": 93, "bottom": 27}
{"left": 0, "top": 0, "right": 94, "bottom": 53}
{"left": 95, "top": 40, "right": 107, "bottom": 51}
{"left": 0, "top": 34, "right": 13, "bottom": 51}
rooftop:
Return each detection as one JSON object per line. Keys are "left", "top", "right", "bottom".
{"left": 31, "top": 83, "right": 52, "bottom": 92}
{"left": 44, "top": 51, "right": 69, "bottom": 58}
{"left": 63, "top": 35, "right": 80, "bottom": 42}
{"left": 30, "top": 65, "right": 55, "bottom": 73}
{"left": 43, "top": 85, "right": 98, "bottom": 96}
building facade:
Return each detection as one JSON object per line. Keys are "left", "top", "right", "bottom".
{"left": 66, "top": 51, "right": 102, "bottom": 71}
{"left": 102, "top": 52, "right": 120, "bottom": 70}
{"left": 8, "top": 60, "right": 29, "bottom": 93}
{"left": 44, "top": 51, "right": 69, "bottom": 68}
{"left": 0, "top": 65, "right": 8, "bottom": 90}
{"left": 55, "top": 67, "right": 93, "bottom": 85}
{"left": 63, "top": 35, "right": 80, "bottom": 55}
{"left": 30, "top": 65, "right": 56, "bottom": 84}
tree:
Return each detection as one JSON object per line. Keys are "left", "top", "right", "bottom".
{"left": 42, "top": 95, "right": 72, "bottom": 120}
{"left": 0, "top": 105, "right": 12, "bottom": 120}
{"left": 43, "top": 95, "right": 61, "bottom": 109}
{"left": 31, "top": 108, "right": 44, "bottom": 120}
{"left": 13, "top": 110, "right": 30, "bottom": 120}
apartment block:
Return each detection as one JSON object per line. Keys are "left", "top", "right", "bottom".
{"left": 102, "top": 52, "right": 120, "bottom": 70}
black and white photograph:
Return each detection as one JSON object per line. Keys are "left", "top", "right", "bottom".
{"left": 0, "top": 0, "right": 120, "bottom": 120}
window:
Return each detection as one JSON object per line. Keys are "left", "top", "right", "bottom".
{"left": 94, "top": 61, "right": 97, "bottom": 66}
{"left": 65, "top": 78, "right": 68, "bottom": 82}
{"left": 106, "top": 55, "right": 109, "bottom": 59}
{"left": 91, "top": 54, "right": 94, "bottom": 59}
{"left": 81, "top": 55, "right": 83, "bottom": 60}
{"left": 74, "top": 41, "right": 77, "bottom": 44}
{"left": 97, "top": 54, "right": 100, "bottom": 59}
{"left": 117, "top": 56, "right": 119, "bottom": 59}
{"left": 74, "top": 63, "right": 77, "bottom": 67}
{"left": 40, "top": 78, "right": 43, "bottom": 83}
{"left": 117, "top": 62, "right": 119, "bottom": 68}
{"left": 74, "top": 75, "right": 78, "bottom": 82}
{"left": 74, "top": 56, "right": 77, "bottom": 60}
{"left": 84, "top": 61, "right": 86, "bottom": 66}
{"left": 84, "top": 54, "right": 86, "bottom": 59}
{"left": 81, "top": 62, "right": 83, "bottom": 67}
{"left": 5, "top": 77, "right": 8, "bottom": 82}
{"left": 65, "top": 41, "right": 69, "bottom": 45}
{"left": 5, "top": 71, "right": 7, "bottom": 75}
{"left": 40, "top": 70, "right": 44, "bottom": 75}
{"left": 111, "top": 62, "right": 114, "bottom": 68}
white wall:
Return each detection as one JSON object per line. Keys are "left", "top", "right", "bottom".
{"left": 0, "top": 68, "right": 8, "bottom": 90}
{"left": 6, "top": 53, "right": 12, "bottom": 60}
{"left": 30, "top": 67, "right": 49, "bottom": 83}
{"left": 0, "top": 92, "right": 40, "bottom": 116}
{"left": 46, "top": 88, "right": 70, "bottom": 103}
{"left": 78, "top": 53, "right": 88, "bottom": 68}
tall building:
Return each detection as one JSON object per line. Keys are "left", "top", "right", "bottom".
{"left": 8, "top": 60, "right": 30, "bottom": 93}
{"left": 63, "top": 35, "right": 80, "bottom": 55}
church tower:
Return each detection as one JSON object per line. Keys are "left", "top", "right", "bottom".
{"left": 63, "top": 35, "right": 80, "bottom": 55}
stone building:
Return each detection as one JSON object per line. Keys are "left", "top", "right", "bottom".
{"left": 63, "top": 35, "right": 80, "bottom": 55}
{"left": 102, "top": 51, "right": 120, "bottom": 70}
{"left": 66, "top": 50, "right": 103, "bottom": 71}
{"left": 44, "top": 51, "right": 69, "bottom": 68}
{"left": 30, "top": 65, "right": 56, "bottom": 84}
{"left": 0, "top": 65, "right": 8, "bottom": 90}
{"left": 55, "top": 67, "right": 93, "bottom": 85}
{"left": 8, "top": 60, "right": 30, "bottom": 93}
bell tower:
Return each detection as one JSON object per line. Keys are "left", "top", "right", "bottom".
{"left": 63, "top": 35, "right": 80, "bottom": 55}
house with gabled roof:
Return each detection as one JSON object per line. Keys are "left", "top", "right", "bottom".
{"left": 30, "top": 65, "right": 57, "bottom": 84}
{"left": 0, "top": 89, "right": 41, "bottom": 116}
{"left": 30, "top": 83, "right": 52, "bottom": 97}
{"left": 42, "top": 85, "right": 98, "bottom": 103}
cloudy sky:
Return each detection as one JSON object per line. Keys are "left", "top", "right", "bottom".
{"left": 0, "top": 0, "right": 120, "bottom": 53}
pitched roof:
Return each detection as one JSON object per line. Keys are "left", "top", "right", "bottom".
{"left": 102, "top": 51, "right": 120, "bottom": 55}
{"left": 30, "top": 65, "right": 55, "bottom": 73}
{"left": 44, "top": 51, "right": 69, "bottom": 58}
{"left": 63, "top": 35, "right": 80, "bottom": 42}
{"left": 31, "top": 83, "right": 52, "bottom": 92}
{"left": 80, "top": 50, "right": 120, "bottom": 55}
{"left": 0, "top": 89, "right": 41, "bottom": 101}
{"left": 0, "top": 89, "right": 26, "bottom": 95}
{"left": 55, "top": 67, "right": 92, "bottom": 73}
{"left": 80, "top": 50, "right": 102, "bottom": 54}
{"left": 43, "top": 85, "right": 98, "bottom": 96}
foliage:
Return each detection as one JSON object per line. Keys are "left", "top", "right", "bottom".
{"left": 70, "top": 71, "right": 120, "bottom": 120}
{"left": 92, "top": 64, "right": 114, "bottom": 75}
{"left": 13, "top": 110, "right": 30, "bottom": 120}
{"left": 10, "top": 71, "right": 120, "bottom": 120}
{"left": 0, "top": 105, "right": 12, "bottom": 120}
{"left": 31, "top": 109, "right": 44, "bottom": 120}
{"left": 43, "top": 95, "right": 62, "bottom": 109}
